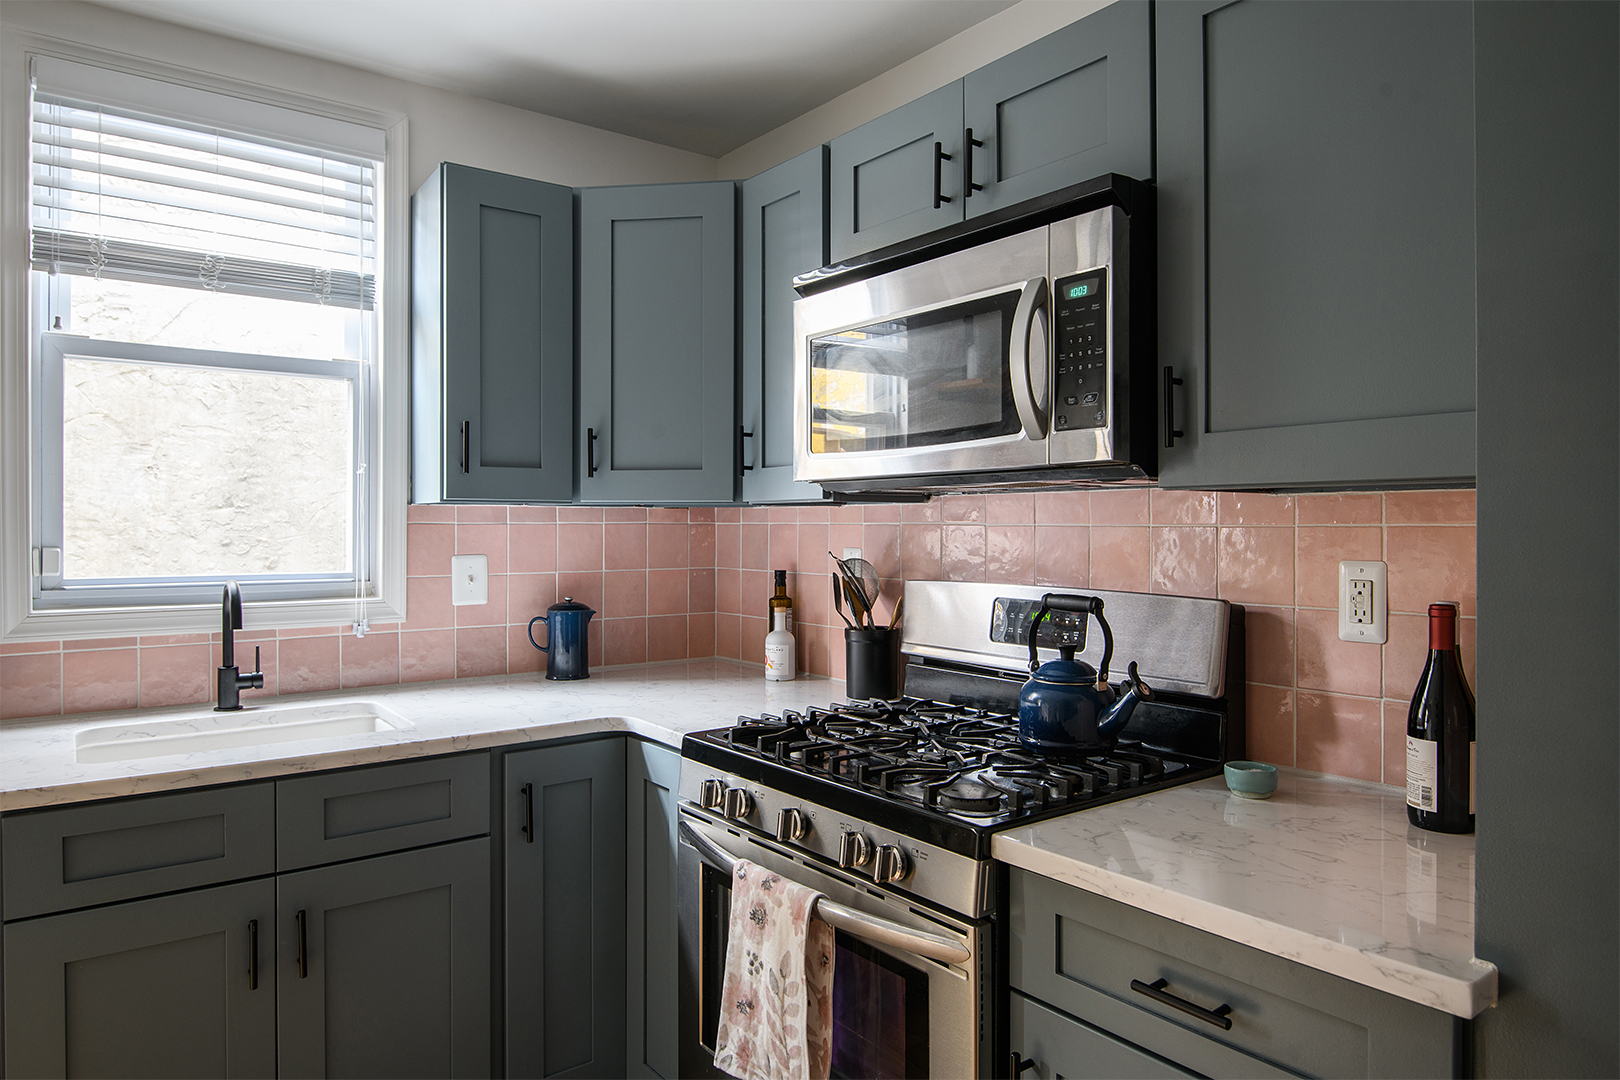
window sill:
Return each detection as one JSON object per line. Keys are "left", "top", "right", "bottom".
{"left": 2, "top": 595, "right": 405, "bottom": 643}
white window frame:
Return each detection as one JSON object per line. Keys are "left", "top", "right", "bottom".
{"left": 1, "top": 34, "right": 409, "bottom": 640}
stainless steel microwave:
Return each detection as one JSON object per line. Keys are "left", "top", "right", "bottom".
{"left": 792, "top": 178, "right": 1155, "bottom": 493}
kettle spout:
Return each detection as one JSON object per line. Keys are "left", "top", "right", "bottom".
{"left": 1097, "top": 661, "right": 1153, "bottom": 738}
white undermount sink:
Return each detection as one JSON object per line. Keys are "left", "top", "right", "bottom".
{"left": 75, "top": 700, "right": 416, "bottom": 764}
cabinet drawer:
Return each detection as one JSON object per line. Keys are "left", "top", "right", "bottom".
{"left": 2, "top": 784, "right": 275, "bottom": 920}
{"left": 1011, "top": 990, "right": 1196, "bottom": 1079}
{"left": 276, "top": 754, "right": 489, "bottom": 870}
{"left": 1010, "top": 870, "right": 1460, "bottom": 1078}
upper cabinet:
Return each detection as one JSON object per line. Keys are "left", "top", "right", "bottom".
{"left": 412, "top": 163, "right": 575, "bottom": 503}
{"left": 578, "top": 182, "right": 739, "bottom": 504}
{"left": 1155, "top": 1, "right": 1477, "bottom": 489}
{"left": 740, "top": 147, "right": 830, "bottom": 504}
{"left": 829, "top": 1, "right": 1152, "bottom": 262}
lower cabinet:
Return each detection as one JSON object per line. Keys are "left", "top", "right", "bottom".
{"left": 625, "top": 739, "right": 681, "bottom": 1078}
{"left": 1011, "top": 991, "right": 1194, "bottom": 1080}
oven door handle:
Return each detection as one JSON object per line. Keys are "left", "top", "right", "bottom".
{"left": 1008, "top": 276, "right": 1049, "bottom": 442}
{"left": 679, "top": 820, "right": 972, "bottom": 966}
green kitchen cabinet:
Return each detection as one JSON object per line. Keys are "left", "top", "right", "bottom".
{"left": 625, "top": 739, "right": 681, "bottom": 1078}
{"left": 1155, "top": 0, "right": 1477, "bottom": 489}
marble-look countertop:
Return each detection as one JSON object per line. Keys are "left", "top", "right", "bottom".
{"left": 993, "top": 770, "right": 1497, "bottom": 1018}
{"left": 0, "top": 659, "right": 842, "bottom": 811}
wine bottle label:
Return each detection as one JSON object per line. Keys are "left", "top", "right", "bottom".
{"left": 1407, "top": 736, "right": 1439, "bottom": 812}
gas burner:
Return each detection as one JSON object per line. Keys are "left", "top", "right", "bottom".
{"left": 933, "top": 778, "right": 1012, "bottom": 815}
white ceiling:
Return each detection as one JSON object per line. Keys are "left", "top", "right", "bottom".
{"left": 93, "top": 0, "right": 1018, "bottom": 157}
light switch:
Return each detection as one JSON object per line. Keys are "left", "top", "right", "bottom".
{"left": 451, "top": 554, "right": 488, "bottom": 606}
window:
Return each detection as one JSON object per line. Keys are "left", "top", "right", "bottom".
{"left": 5, "top": 51, "right": 408, "bottom": 638}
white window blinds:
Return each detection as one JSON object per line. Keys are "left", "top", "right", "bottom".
{"left": 29, "top": 58, "right": 380, "bottom": 310}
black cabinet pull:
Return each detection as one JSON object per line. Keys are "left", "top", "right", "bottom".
{"left": 1131, "top": 977, "right": 1233, "bottom": 1030}
{"left": 586, "top": 427, "right": 598, "bottom": 478}
{"left": 296, "top": 909, "right": 308, "bottom": 979}
{"left": 932, "top": 141, "right": 953, "bottom": 208}
{"left": 1162, "top": 367, "right": 1185, "bottom": 448}
{"left": 964, "top": 128, "right": 985, "bottom": 197}
{"left": 520, "top": 782, "right": 535, "bottom": 843}
{"left": 248, "top": 918, "right": 259, "bottom": 991}
{"left": 739, "top": 427, "right": 755, "bottom": 474}
{"left": 459, "top": 420, "right": 471, "bottom": 474}
{"left": 1010, "top": 1051, "right": 1037, "bottom": 1076}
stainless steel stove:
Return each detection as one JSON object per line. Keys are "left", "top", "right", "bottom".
{"left": 678, "top": 581, "right": 1244, "bottom": 1079}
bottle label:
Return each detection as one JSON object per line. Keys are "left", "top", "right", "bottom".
{"left": 1407, "top": 737, "right": 1438, "bottom": 812}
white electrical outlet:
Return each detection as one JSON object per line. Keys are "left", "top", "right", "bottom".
{"left": 1338, "top": 560, "right": 1388, "bottom": 643}
{"left": 450, "top": 554, "right": 488, "bottom": 606}
{"left": 843, "top": 547, "right": 862, "bottom": 561}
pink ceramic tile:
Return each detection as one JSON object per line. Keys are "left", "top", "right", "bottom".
{"left": 456, "top": 523, "right": 509, "bottom": 575}
{"left": 64, "top": 637, "right": 139, "bottom": 651}
{"left": 455, "top": 626, "right": 508, "bottom": 678}
{"left": 799, "top": 623, "right": 831, "bottom": 677}
{"left": 400, "top": 630, "right": 456, "bottom": 683}
{"left": 138, "top": 633, "right": 213, "bottom": 646}
{"left": 1296, "top": 493, "right": 1383, "bottom": 525}
{"left": 716, "top": 523, "right": 740, "bottom": 568}
{"left": 0, "top": 641, "right": 60, "bottom": 655}
{"left": 508, "top": 625, "right": 544, "bottom": 674}
{"left": 555, "top": 572, "right": 605, "bottom": 614}
{"left": 716, "top": 507, "right": 742, "bottom": 524}
{"left": 404, "top": 576, "right": 453, "bottom": 632}
{"left": 277, "top": 636, "right": 341, "bottom": 695}
{"left": 689, "top": 612, "right": 717, "bottom": 659}
{"left": 1296, "top": 691, "right": 1383, "bottom": 782}
{"left": 715, "top": 569, "right": 740, "bottom": 615}
{"left": 455, "top": 576, "right": 508, "bottom": 627}
{"left": 689, "top": 507, "right": 717, "bottom": 523}
{"left": 1244, "top": 685, "right": 1296, "bottom": 766}
{"left": 509, "top": 505, "right": 558, "bottom": 523}
{"left": 1243, "top": 606, "right": 1296, "bottom": 687}
{"left": 1033, "top": 526, "right": 1089, "bottom": 587}
{"left": 741, "top": 507, "right": 769, "bottom": 523}
{"left": 798, "top": 506, "right": 830, "bottom": 523}
{"left": 138, "top": 644, "right": 213, "bottom": 708}
{"left": 901, "top": 501, "right": 942, "bottom": 522}
{"left": 558, "top": 507, "right": 604, "bottom": 522}
{"left": 740, "top": 616, "right": 767, "bottom": 666}
{"left": 273, "top": 626, "right": 342, "bottom": 640}
{"left": 606, "top": 506, "right": 649, "bottom": 522}
{"left": 830, "top": 631, "right": 848, "bottom": 682}
{"left": 653, "top": 507, "right": 691, "bottom": 523}
{"left": 826, "top": 522, "right": 862, "bottom": 565}
{"left": 1035, "top": 491, "right": 1090, "bottom": 524}
{"left": 1296, "top": 609, "right": 1383, "bottom": 697}
{"left": 648, "top": 616, "right": 687, "bottom": 662}
{"left": 650, "top": 523, "right": 690, "bottom": 569}
{"left": 861, "top": 525, "right": 902, "bottom": 580}
{"left": 986, "top": 526, "right": 1036, "bottom": 584}
{"left": 604, "top": 570, "right": 649, "bottom": 618}
{"left": 588, "top": 621, "right": 604, "bottom": 668}
{"left": 1296, "top": 526, "right": 1382, "bottom": 608}
{"left": 1385, "top": 490, "right": 1475, "bottom": 525}
{"left": 1089, "top": 526, "right": 1151, "bottom": 592}
{"left": 985, "top": 493, "right": 1035, "bottom": 524}
{"left": 341, "top": 632, "right": 399, "bottom": 689}
{"left": 604, "top": 618, "right": 647, "bottom": 666}
{"left": 1383, "top": 613, "right": 1477, "bottom": 701}
{"left": 861, "top": 504, "right": 902, "bottom": 523}
{"left": 941, "top": 494, "right": 986, "bottom": 522}
{"left": 797, "top": 572, "right": 830, "bottom": 628}
{"left": 1217, "top": 528, "right": 1295, "bottom": 607}
{"left": 509, "top": 574, "right": 558, "bottom": 623}
{"left": 1218, "top": 492, "right": 1295, "bottom": 526}
{"left": 1, "top": 652, "right": 62, "bottom": 719}
{"left": 604, "top": 523, "right": 647, "bottom": 570}
{"left": 509, "top": 523, "right": 557, "bottom": 574}
{"left": 900, "top": 524, "right": 942, "bottom": 580}
{"left": 829, "top": 506, "right": 864, "bottom": 524}
{"left": 1150, "top": 490, "right": 1218, "bottom": 525}
{"left": 1382, "top": 700, "right": 1409, "bottom": 788}
{"left": 796, "top": 524, "right": 830, "bottom": 573}
{"left": 456, "top": 505, "right": 506, "bottom": 523}
{"left": 407, "top": 503, "right": 456, "bottom": 523}
{"left": 557, "top": 524, "right": 605, "bottom": 572}
{"left": 941, "top": 525, "right": 987, "bottom": 582}
{"left": 740, "top": 524, "right": 769, "bottom": 570}
{"left": 1089, "top": 490, "right": 1150, "bottom": 526}
{"left": 648, "top": 569, "right": 688, "bottom": 617}
{"left": 768, "top": 524, "right": 798, "bottom": 572}
{"left": 61, "top": 649, "right": 139, "bottom": 715}
{"left": 689, "top": 568, "right": 716, "bottom": 613}
{"left": 716, "top": 613, "right": 741, "bottom": 659}
{"left": 690, "top": 523, "right": 716, "bottom": 567}
{"left": 740, "top": 570, "right": 771, "bottom": 622}
{"left": 1386, "top": 526, "right": 1476, "bottom": 615}
{"left": 768, "top": 506, "right": 799, "bottom": 523}
{"left": 238, "top": 640, "right": 279, "bottom": 702}
{"left": 1150, "top": 526, "right": 1217, "bottom": 597}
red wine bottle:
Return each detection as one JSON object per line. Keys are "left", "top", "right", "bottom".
{"left": 1406, "top": 603, "right": 1476, "bottom": 833}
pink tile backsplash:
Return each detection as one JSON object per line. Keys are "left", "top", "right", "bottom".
{"left": 0, "top": 492, "right": 1475, "bottom": 790}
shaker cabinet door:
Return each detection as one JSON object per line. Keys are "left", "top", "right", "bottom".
{"left": 741, "top": 146, "right": 829, "bottom": 505}
{"left": 1156, "top": 0, "right": 1477, "bottom": 489}
{"left": 412, "top": 162, "right": 575, "bottom": 503}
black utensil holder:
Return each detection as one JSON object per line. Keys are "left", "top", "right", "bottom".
{"left": 845, "top": 626, "right": 902, "bottom": 701}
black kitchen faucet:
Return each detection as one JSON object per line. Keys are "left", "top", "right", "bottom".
{"left": 216, "top": 580, "right": 264, "bottom": 711}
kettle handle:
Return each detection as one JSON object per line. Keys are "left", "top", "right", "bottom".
{"left": 527, "top": 615, "right": 549, "bottom": 654}
{"left": 1028, "top": 593, "right": 1114, "bottom": 682}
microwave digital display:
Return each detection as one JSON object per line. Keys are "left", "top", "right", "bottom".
{"left": 1064, "top": 277, "right": 1101, "bottom": 301}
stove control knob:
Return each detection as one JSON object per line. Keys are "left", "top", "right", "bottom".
{"left": 721, "top": 787, "right": 754, "bottom": 821}
{"left": 775, "top": 807, "right": 810, "bottom": 843}
{"left": 838, "top": 831, "right": 873, "bottom": 870}
{"left": 872, "top": 845, "right": 911, "bottom": 885}
{"left": 699, "top": 779, "right": 726, "bottom": 810}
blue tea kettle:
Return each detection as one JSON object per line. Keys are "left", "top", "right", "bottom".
{"left": 1018, "top": 593, "right": 1153, "bottom": 754}
{"left": 528, "top": 597, "right": 595, "bottom": 680}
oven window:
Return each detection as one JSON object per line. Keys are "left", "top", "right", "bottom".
{"left": 810, "top": 290, "right": 1022, "bottom": 453}
{"left": 830, "top": 932, "right": 929, "bottom": 1080}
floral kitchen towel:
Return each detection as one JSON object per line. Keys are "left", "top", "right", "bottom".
{"left": 713, "top": 859, "right": 835, "bottom": 1080}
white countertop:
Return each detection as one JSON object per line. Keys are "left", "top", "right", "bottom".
{"left": 0, "top": 659, "right": 841, "bottom": 812}
{"left": 993, "top": 769, "right": 1498, "bottom": 1018}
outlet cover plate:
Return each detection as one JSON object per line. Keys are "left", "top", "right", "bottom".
{"left": 451, "top": 554, "right": 488, "bottom": 606}
{"left": 1338, "top": 560, "right": 1388, "bottom": 643}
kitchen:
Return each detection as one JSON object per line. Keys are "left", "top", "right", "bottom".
{"left": 0, "top": 1, "right": 1614, "bottom": 1078}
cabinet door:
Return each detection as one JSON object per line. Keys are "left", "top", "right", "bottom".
{"left": 277, "top": 838, "right": 491, "bottom": 1079}
{"left": 578, "top": 183, "right": 737, "bottom": 504}
{"left": 1010, "top": 991, "right": 1197, "bottom": 1080}
{"left": 505, "top": 738, "right": 627, "bottom": 1078}
{"left": 3, "top": 879, "right": 276, "bottom": 1079}
{"left": 625, "top": 740, "right": 681, "bottom": 1078}
{"left": 413, "top": 162, "right": 574, "bottom": 503}
{"left": 740, "top": 147, "right": 829, "bottom": 505}
{"left": 829, "top": 82, "right": 963, "bottom": 262}
{"left": 963, "top": 1, "right": 1153, "bottom": 215}
{"left": 1156, "top": 1, "right": 1477, "bottom": 489}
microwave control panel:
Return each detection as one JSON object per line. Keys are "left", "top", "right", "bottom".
{"left": 1052, "top": 270, "right": 1108, "bottom": 431}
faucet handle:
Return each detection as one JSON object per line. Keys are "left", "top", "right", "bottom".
{"left": 253, "top": 646, "right": 262, "bottom": 675}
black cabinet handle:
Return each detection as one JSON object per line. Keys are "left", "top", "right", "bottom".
{"left": 586, "top": 427, "right": 598, "bottom": 478}
{"left": 296, "top": 909, "right": 308, "bottom": 979}
{"left": 248, "top": 918, "right": 259, "bottom": 991}
{"left": 520, "top": 782, "right": 535, "bottom": 843}
{"left": 1131, "top": 977, "right": 1233, "bottom": 1030}
{"left": 1162, "top": 367, "right": 1185, "bottom": 448}
{"left": 1010, "top": 1051, "right": 1037, "bottom": 1076}
{"left": 932, "top": 141, "right": 953, "bottom": 208}
{"left": 964, "top": 128, "right": 984, "bottom": 197}
{"left": 739, "top": 427, "right": 755, "bottom": 474}
{"left": 459, "top": 420, "right": 471, "bottom": 474}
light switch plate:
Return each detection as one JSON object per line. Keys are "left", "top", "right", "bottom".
{"left": 451, "top": 554, "right": 488, "bottom": 606}
{"left": 1338, "top": 560, "right": 1388, "bottom": 643}
{"left": 843, "top": 548, "right": 862, "bottom": 562}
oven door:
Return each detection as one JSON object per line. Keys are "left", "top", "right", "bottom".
{"left": 677, "top": 808, "right": 990, "bottom": 1080}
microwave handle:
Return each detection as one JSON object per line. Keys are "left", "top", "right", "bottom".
{"left": 1009, "top": 277, "right": 1050, "bottom": 442}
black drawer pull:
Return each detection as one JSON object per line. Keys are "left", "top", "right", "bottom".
{"left": 933, "top": 141, "right": 953, "bottom": 208}
{"left": 964, "top": 128, "right": 985, "bottom": 197}
{"left": 460, "top": 420, "right": 471, "bottom": 473}
{"left": 1162, "top": 367, "right": 1185, "bottom": 448}
{"left": 1131, "top": 977, "right": 1233, "bottom": 1030}
{"left": 1010, "top": 1051, "right": 1037, "bottom": 1076}
{"left": 586, "top": 427, "right": 598, "bottom": 478}
{"left": 739, "top": 426, "right": 755, "bottom": 474}
{"left": 296, "top": 909, "right": 308, "bottom": 979}
{"left": 247, "top": 918, "right": 259, "bottom": 990}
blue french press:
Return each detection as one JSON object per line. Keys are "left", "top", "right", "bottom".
{"left": 528, "top": 597, "right": 595, "bottom": 680}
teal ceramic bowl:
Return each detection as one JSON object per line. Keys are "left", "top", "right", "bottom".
{"left": 1224, "top": 760, "right": 1279, "bottom": 800}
